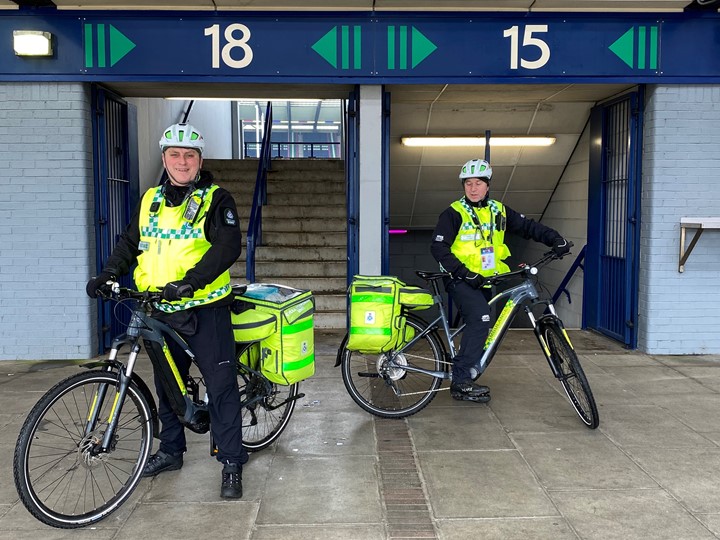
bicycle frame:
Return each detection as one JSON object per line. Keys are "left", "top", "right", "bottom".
{"left": 389, "top": 267, "right": 556, "bottom": 382}
{"left": 82, "top": 301, "right": 207, "bottom": 454}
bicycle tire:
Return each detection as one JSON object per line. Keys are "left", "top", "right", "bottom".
{"left": 543, "top": 322, "right": 600, "bottom": 429}
{"left": 14, "top": 370, "right": 153, "bottom": 528}
{"left": 341, "top": 317, "right": 445, "bottom": 419}
{"left": 236, "top": 353, "right": 298, "bottom": 452}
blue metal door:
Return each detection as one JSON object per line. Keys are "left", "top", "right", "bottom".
{"left": 586, "top": 89, "right": 643, "bottom": 348}
{"left": 91, "top": 85, "right": 139, "bottom": 352}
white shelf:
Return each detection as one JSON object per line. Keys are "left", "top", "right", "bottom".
{"left": 679, "top": 217, "right": 720, "bottom": 272}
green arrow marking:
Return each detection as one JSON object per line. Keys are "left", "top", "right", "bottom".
{"left": 609, "top": 27, "right": 634, "bottom": 69}
{"left": 109, "top": 25, "right": 136, "bottom": 67}
{"left": 312, "top": 27, "right": 338, "bottom": 68}
{"left": 312, "top": 26, "right": 361, "bottom": 69}
{"left": 388, "top": 25, "right": 437, "bottom": 70}
{"left": 609, "top": 26, "right": 659, "bottom": 70}
{"left": 411, "top": 27, "right": 437, "bottom": 68}
{"left": 83, "top": 23, "right": 136, "bottom": 68}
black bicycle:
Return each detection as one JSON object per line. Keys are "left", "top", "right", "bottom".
{"left": 13, "top": 284, "right": 301, "bottom": 529}
{"left": 337, "top": 246, "right": 599, "bottom": 429}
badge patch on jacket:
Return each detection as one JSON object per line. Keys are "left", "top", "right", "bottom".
{"left": 223, "top": 208, "right": 237, "bottom": 226}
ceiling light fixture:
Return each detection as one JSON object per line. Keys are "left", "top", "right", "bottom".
{"left": 13, "top": 30, "right": 53, "bottom": 57}
{"left": 401, "top": 136, "right": 556, "bottom": 147}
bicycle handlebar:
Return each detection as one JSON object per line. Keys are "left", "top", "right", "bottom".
{"left": 96, "top": 283, "right": 187, "bottom": 304}
{"left": 418, "top": 241, "right": 573, "bottom": 286}
{"left": 484, "top": 240, "right": 574, "bottom": 286}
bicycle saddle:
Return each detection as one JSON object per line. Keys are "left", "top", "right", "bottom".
{"left": 416, "top": 270, "right": 448, "bottom": 281}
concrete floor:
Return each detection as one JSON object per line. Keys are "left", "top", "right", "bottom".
{"left": 2, "top": 328, "right": 720, "bottom": 539}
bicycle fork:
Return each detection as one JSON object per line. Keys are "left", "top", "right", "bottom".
{"left": 84, "top": 341, "right": 142, "bottom": 454}
{"left": 527, "top": 304, "right": 568, "bottom": 380}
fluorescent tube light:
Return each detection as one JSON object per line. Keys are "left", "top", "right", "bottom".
{"left": 13, "top": 31, "right": 53, "bottom": 57}
{"left": 401, "top": 136, "right": 556, "bottom": 147}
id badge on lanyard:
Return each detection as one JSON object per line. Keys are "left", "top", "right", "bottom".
{"left": 481, "top": 246, "right": 495, "bottom": 271}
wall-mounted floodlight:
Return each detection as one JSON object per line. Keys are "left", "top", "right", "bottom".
{"left": 401, "top": 136, "right": 556, "bottom": 147}
{"left": 13, "top": 31, "right": 53, "bottom": 57}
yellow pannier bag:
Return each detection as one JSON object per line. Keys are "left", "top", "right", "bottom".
{"left": 398, "top": 286, "right": 435, "bottom": 311}
{"left": 346, "top": 275, "right": 408, "bottom": 354}
{"left": 231, "top": 307, "right": 277, "bottom": 343}
{"left": 235, "top": 283, "right": 315, "bottom": 386}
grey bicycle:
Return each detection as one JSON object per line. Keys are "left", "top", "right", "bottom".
{"left": 13, "top": 284, "right": 301, "bottom": 528}
{"left": 337, "top": 246, "right": 599, "bottom": 429}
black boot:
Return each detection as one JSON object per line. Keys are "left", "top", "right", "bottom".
{"left": 221, "top": 462, "right": 243, "bottom": 499}
{"left": 450, "top": 380, "right": 491, "bottom": 403}
{"left": 142, "top": 450, "right": 183, "bottom": 477}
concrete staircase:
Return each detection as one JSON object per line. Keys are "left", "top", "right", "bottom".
{"left": 203, "top": 158, "right": 347, "bottom": 329}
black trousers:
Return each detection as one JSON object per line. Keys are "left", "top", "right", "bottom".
{"left": 446, "top": 279, "right": 492, "bottom": 383}
{"left": 154, "top": 304, "right": 248, "bottom": 467}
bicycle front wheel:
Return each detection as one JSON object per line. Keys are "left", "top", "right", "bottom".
{"left": 237, "top": 353, "right": 299, "bottom": 452}
{"left": 543, "top": 323, "right": 600, "bottom": 429}
{"left": 341, "top": 317, "right": 445, "bottom": 419}
{"left": 14, "top": 370, "right": 153, "bottom": 528}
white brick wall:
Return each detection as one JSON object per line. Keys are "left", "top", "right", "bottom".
{"left": 639, "top": 85, "right": 720, "bottom": 354}
{"left": 0, "top": 83, "right": 97, "bottom": 360}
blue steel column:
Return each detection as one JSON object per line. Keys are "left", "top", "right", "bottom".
{"left": 381, "top": 88, "right": 391, "bottom": 275}
{"left": 346, "top": 87, "right": 360, "bottom": 284}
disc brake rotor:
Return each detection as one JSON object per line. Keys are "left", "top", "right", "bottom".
{"left": 77, "top": 430, "right": 110, "bottom": 469}
{"left": 378, "top": 353, "right": 408, "bottom": 381}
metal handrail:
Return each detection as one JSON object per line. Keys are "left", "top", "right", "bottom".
{"left": 246, "top": 102, "right": 273, "bottom": 283}
{"left": 552, "top": 244, "right": 586, "bottom": 305}
{"left": 243, "top": 140, "right": 341, "bottom": 159}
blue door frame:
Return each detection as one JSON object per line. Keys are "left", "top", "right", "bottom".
{"left": 585, "top": 88, "right": 643, "bottom": 349}
{"left": 346, "top": 87, "right": 360, "bottom": 282}
{"left": 91, "top": 85, "right": 139, "bottom": 352}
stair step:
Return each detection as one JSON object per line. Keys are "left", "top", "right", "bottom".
{"left": 315, "top": 294, "right": 347, "bottom": 311}
{"left": 255, "top": 246, "right": 345, "bottom": 262}
{"left": 263, "top": 218, "right": 346, "bottom": 233}
{"left": 237, "top": 205, "right": 346, "bottom": 220}
{"left": 268, "top": 193, "right": 345, "bottom": 206}
{"left": 262, "top": 231, "right": 345, "bottom": 246}
{"left": 231, "top": 260, "right": 345, "bottom": 278}
{"left": 314, "top": 311, "right": 347, "bottom": 329}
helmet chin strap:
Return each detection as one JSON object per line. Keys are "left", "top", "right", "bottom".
{"left": 164, "top": 170, "right": 201, "bottom": 202}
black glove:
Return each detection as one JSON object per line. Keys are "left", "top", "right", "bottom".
{"left": 456, "top": 266, "right": 485, "bottom": 289}
{"left": 552, "top": 237, "right": 571, "bottom": 257}
{"left": 464, "top": 272, "right": 485, "bottom": 289}
{"left": 162, "top": 280, "right": 195, "bottom": 302}
{"left": 86, "top": 271, "right": 116, "bottom": 298}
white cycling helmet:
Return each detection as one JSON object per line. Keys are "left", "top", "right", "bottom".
{"left": 159, "top": 123, "right": 205, "bottom": 154}
{"left": 459, "top": 158, "right": 492, "bottom": 183}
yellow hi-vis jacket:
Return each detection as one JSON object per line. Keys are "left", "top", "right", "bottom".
{"left": 134, "top": 185, "right": 231, "bottom": 312}
{"left": 449, "top": 198, "right": 511, "bottom": 277}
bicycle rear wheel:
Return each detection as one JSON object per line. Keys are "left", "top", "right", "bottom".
{"left": 340, "top": 317, "right": 445, "bottom": 419}
{"left": 14, "top": 370, "right": 153, "bottom": 528}
{"left": 236, "top": 352, "right": 298, "bottom": 452}
{"left": 543, "top": 322, "right": 599, "bottom": 429}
